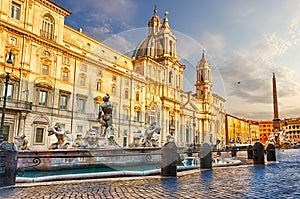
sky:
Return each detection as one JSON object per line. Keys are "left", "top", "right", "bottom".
{"left": 52, "top": 0, "right": 300, "bottom": 121}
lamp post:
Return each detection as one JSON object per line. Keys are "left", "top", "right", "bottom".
{"left": 193, "top": 113, "right": 196, "bottom": 151}
{"left": 0, "top": 50, "right": 14, "bottom": 144}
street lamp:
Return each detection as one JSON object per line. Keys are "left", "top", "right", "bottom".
{"left": 193, "top": 113, "right": 196, "bottom": 151}
{"left": 0, "top": 50, "right": 14, "bottom": 144}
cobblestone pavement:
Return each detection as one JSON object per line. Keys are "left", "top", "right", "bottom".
{"left": 0, "top": 149, "right": 299, "bottom": 199}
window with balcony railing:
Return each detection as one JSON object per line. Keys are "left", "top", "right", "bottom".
{"left": 41, "top": 14, "right": 55, "bottom": 40}
{"left": 60, "top": 95, "right": 68, "bottom": 110}
{"left": 2, "top": 84, "right": 14, "bottom": 100}
{"left": 39, "top": 90, "right": 47, "bottom": 106}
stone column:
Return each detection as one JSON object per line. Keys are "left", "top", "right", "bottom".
{"left": 18, "top": 113, "right": 27, "bottom": 136}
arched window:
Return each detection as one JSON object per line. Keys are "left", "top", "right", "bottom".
{"left": 61, "top": 68, "right": 70, "bottom": 82}
{"left": 41, "top": 14, "right": 55, "bottom": 40}
{"left": 169, "top": 71, "right": 173, "bottom": 84}
{"left": 96, "top": 79, "right": 102, "bottom": 91}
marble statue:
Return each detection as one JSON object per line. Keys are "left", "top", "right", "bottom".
{"left": 141, "top": 122, "right": 161, "bottom": 147}
{"left": 47, "top": 123, "right": 73, "bottom": 149}
{"left": 14, "top": 134, "right": 29, "bottom": 150}
{"left": 83, "top": 128, "right": 100, "bottom": 148}
{"left": 98, "top": 94, "right": 114, "bottom": 139}
{"left": 130, "top": 123, "right": 161, "bottom": 147}
{"left": 72, "top": 134, "right": 86, "bottom": 148}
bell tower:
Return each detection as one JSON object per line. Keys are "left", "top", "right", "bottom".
{"left": 195, "top": 49, "right": 212, "bottom": 113}
{"left": 195, "top": 49, "right": 213, "bottom": 144}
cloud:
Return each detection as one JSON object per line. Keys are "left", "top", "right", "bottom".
{"left": 220, "top": 30, "right": 300, "bottom": 106}
{"left": 70, "top": 0, "right": 136, "bottom": 20}
{"left": 60, "top": 0, "right": 137, "bottom": 40}
{"left": 85, "top": 24, "right": 113, "bottom": 41}
{"left": 199, "top": 32, "right": 226, "bottom": 57}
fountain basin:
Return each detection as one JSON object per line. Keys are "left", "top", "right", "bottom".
{"left": 17, "top": 147, "right": 165, "bottom": 171}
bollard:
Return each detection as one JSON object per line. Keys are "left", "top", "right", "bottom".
{"left": 266, "top": 143, "right": 276, "bottom": 161}
{"left": 199, "top": 143, "right": 212, "bottom": 169}
{"left": 0, "top": 142, "right": 18, "bottom": 187}
{"left": 253, "top": 142, "right": 264, "bottom": 165}
{"left": 247, "top": 145, "right": 253, "bottom": 159}
{"left": 161, "top": 140, "right": 178, "bottom": 177}
{"left": 231, "top": 146, "right": 237, "bottom": 157}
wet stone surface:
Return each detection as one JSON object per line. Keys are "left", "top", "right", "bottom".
{"left": 0, "top": 149, "right": 299, "bottom": 199}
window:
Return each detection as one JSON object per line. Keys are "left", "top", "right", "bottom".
{"left": 111, "top": 86, "right": 116, "bottom": 95}
{"left": 123, "top": 109, "right": 129, "bottom": 120}
{"left": 123, "top": 136, "right": 127, "bottom": 147}
{"left": 112, "top": 75, "right": 117, "bottom": 81}
{"left": 60, "top": 95, "right": 68, "bottom": 110}
{"left": 135, "top": 111, "right": 141, "bottom": 122}
{"left": 96, "top": 81, "right": 102, "bottom": 91}
{"left": 39, "top": 90, "right": 47, "bottom": 106}
{"left": 41, "top": 14, "right": 54, "bottom": 40}
{"left": 124, "top": 90, "right": 129, "bottom": 99}
{"left": 80, "top": 64, "right": 87, "bottom": 71}
{"left": 63, "top": 57, "right": 69, "bottom": 65}
{"left": 42, "top": 64, "right": 49, "bottom": 75}
{"left": 136, "top": 93, "right": 139, "bottom": 101}
{"left": 35, "top": 128, "right": 44, "bottom": 144}
{"left": 169, "top": 40, "right": 173, "bottom": 56}
{"left": 62, "top": 71, "right": 68, "bottom": 82}
{"left": 78, "top": 98, "right": 85, "bottom": 113}
{"left": 9, "top": 36, "right": 17, "bottom": 45}
{"left": 200, "top": 69, "right": 204, "bottom": 81}
{"left": 11, "top": 2, "right": 20, "bottom": 20}
{"left": 3, "top": 126, "right": 9, "bottom": 141}
{"left": 3, "top": 84, "right": 13, "bottom": 100}
{"left": 169, "top": 71, "right": 173, "bottom": 84}
{"left": 77, "top": 125, "right": 83, "bottom": 133}
{"left": 79, "top": 76, "right": 86, "bottom": 86}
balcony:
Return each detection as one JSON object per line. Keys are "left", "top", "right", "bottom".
{"left": 40, "top": 30, "right": 56, "bottom": 42}
{"left": 0, "top": 97, "right": 32, "bottom": 111}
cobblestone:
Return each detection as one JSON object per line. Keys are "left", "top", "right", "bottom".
{"left": 0, "top": 149, "right": 299, "bottom": 199}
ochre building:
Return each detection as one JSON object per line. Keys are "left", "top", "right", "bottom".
{"left": 0, "top": 0, "right": 226, "bottom": 149}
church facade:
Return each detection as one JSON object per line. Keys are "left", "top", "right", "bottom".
{"left": 0, "top": 0, "right": 226, "bottom": 150}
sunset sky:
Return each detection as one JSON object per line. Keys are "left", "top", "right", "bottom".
{"left": 53, "top": 0, "right": 300, "bottom": 121}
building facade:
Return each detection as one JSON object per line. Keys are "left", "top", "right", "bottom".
{"left": 0, "top": 1, "right": 225, "bottom": 150}
{"left": 281, "top": 118, "right": 300, "bottom": 144}
{"left": 248, "top": 120, "right": 260, "bottom": 143}
{"left": 225, "top": 114, "right": 250, "bottom": 146}
{"left": 258, "top": 121, "right": 274, "bottom": 144}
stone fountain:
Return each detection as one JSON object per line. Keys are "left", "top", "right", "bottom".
{"left": 16, "top": 94, "right": 168, "bottom": 172}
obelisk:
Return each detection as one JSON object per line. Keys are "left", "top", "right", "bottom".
{"left": 272, "top": 72, "right": 280, "bottom": 131}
